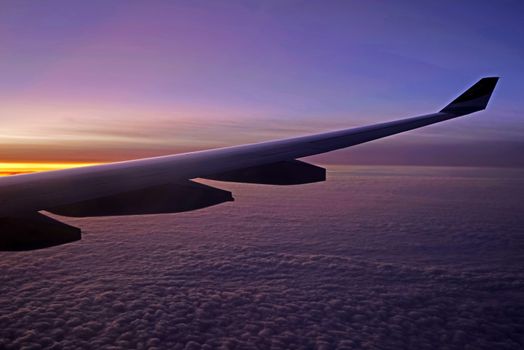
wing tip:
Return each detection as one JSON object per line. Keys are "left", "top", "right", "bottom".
{"left": 440, "top": 76, "right": 499, "bottom": 115}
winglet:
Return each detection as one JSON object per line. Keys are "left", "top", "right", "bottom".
{"left": 440, "top": 77, "right": 499, "bottom": 115}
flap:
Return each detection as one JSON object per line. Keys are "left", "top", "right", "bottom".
{"left": 204, "top": 160, "right": 326, "bottom": 185}
{"left": 47, "top": 181, "right": 233, "bottom": 218}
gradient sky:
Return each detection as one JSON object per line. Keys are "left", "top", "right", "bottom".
{"left": 1, "top": 0, "right": 523, "bottom": 172}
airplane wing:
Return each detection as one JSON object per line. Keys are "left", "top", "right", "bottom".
{"left": 0, "top": 77, "right": 499, "bottom": 250}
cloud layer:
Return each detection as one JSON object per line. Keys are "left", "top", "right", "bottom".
{"left": 1, "top": 166, "right": 523, "bottom": 349}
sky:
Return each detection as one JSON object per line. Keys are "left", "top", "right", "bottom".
{"left": 1, "top": 0, "right": 523, "bottom": 174}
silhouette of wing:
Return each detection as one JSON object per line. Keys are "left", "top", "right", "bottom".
{"left": 0, "top": 77, "right": 499, "bottom": 250}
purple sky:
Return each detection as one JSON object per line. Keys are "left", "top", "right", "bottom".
{"left": 0, "top": 0, "right": 522, "bottom": 166}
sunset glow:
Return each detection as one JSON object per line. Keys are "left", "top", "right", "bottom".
{"left": 0, "top": 162, "right": 100, "bottom": 176}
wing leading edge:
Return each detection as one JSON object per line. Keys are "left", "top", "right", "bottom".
{"left": 0, "top": 77, "right": 499, "bottom": 250}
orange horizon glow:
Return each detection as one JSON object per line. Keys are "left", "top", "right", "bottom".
{"left": 0, "top": 162, "right": 102, "bottom": 176}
